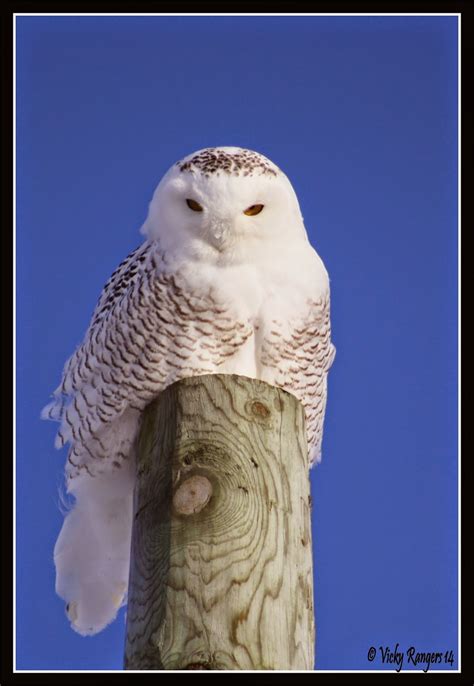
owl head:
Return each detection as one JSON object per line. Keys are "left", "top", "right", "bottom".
{"left": 142, "top": 147, "right": 308, "bottom": 261}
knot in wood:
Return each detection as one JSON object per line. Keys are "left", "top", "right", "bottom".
{"left": 185, "top": 662, "right": 213, "bottom": 670}
{"left": 173, "top": 475, "right": 212, "bottom": 516}
{"left": 251, "top": 400, "right": 270, "bottom": 419}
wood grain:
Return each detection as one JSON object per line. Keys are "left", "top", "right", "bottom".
{"left": 124, "top": 374, "right": 314, "bottom": 670}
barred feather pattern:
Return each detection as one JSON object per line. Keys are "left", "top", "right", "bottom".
{"left": 44, "top": 242, "right": 334, "bottom": 481}
{"left": 260, "top": 296, "right": 335, "bottom": 464}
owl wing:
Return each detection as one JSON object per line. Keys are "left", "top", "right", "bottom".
{"left": 261, "top": 290, "right": 335, "bottom": 465}
{"left": 41, "top": 241, "right": 188, "bottom": 478}
{"left": 295, "top": 291, "right": 335, "bottom": 464}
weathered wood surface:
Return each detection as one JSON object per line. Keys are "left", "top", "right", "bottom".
{"left": 124, "top": 374, "right": 314, "bottom": 670}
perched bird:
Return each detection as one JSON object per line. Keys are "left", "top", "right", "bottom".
{"left": 42, "top": 146, "right": 335, "bottom": 636}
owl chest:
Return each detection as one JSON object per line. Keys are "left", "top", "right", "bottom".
{"left": 159, "top": 265, "right": 321, "bottom": 375}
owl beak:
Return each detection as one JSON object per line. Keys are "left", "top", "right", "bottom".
{"left": 208, "top": 217, "right": 232, "bottom": 250}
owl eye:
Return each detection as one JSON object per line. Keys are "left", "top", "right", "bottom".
{"left": 243, "top": 204, "right": 264, "bottom": 216}
{"left": 186, "top": 198, "right": 203, "bottom": 212}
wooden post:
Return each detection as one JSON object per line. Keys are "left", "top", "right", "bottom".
{"left": 124, "top": 374, "right": 314, "bottom": 671}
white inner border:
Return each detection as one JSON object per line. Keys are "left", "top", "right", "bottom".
{"left": 12, "top": 11, "right": 462, "bottom": 674}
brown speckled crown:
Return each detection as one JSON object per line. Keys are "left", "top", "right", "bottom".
{"left": 177, "top": 148, "right": 279, "bottom": 178}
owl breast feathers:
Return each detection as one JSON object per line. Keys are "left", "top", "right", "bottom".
{"left": 42, "top": 146, "right": 335, "bottom": 635}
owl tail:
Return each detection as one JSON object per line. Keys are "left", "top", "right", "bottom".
{"left": 54, "top": 461, "right": 135, "bottom": 636}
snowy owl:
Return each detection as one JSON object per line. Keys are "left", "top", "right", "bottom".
{"left": 42, "top": 146, "right": 335, "bottom": 636}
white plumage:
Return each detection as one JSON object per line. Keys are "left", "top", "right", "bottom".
{"left": 42, "top": 147, "right": 335, "bottom": 635}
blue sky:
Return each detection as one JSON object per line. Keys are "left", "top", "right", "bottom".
{"left": 16, "top": 15, "right": 458, "bottom": 671}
